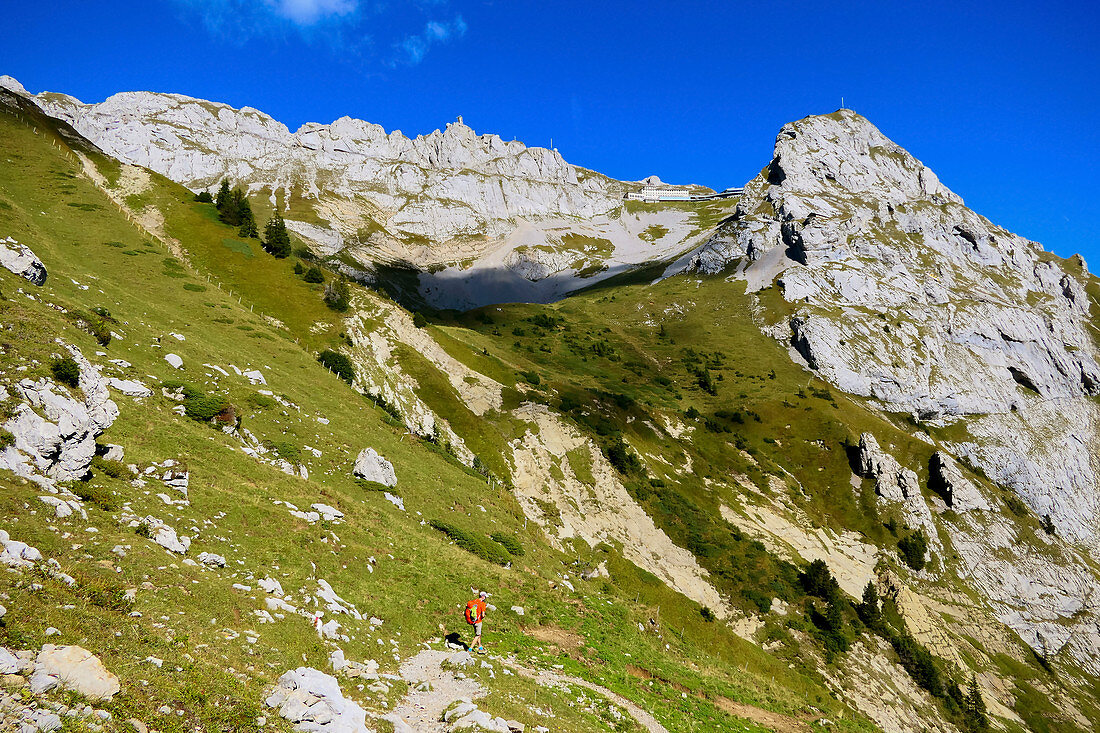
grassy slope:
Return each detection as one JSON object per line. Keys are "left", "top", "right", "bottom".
{"left": 0, "top": 96, "right": 878, "bottom": 732}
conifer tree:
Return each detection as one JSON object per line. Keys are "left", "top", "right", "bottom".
{"left": 857, "top": 581, "right": 881, "bottom": 627}
{"left": 215, "top": 179, "right": 231, "bottom": 212}
{"left": 964, "top": 676, "right": 989, "bottom": 731}
{"left": 263, "top": 212, "right": 292, "bottom": 258}
{"left": 237, "top": 197, "right": 258, "bottom": 239}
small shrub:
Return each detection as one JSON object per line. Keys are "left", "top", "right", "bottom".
{"left": 293, "top": 261, "right": 305, "bottom": 275}
{"left": 800, "top": 559, "right": 839, "bottom": 599}
{"left": 1041, "top": 514, "right": 1056, "bottom": 535}
{"left": 50, "top": 357, "right": 81, "bottom": 388}
{"left": 90, "top": 456, "right": 126, "bottom": 479}
{"left": 318, "top": 350, "right": 355, "bottom": 383}
{"left": 264, "top": 440, "right": 300, "bottom": 463}
{"left": 135, "top": 523, "right": 152, "bottom": 539}
{"left": 0, "top": 428, "right": 14, "bottom": 450}
{"left": 521, "top": 370, "right": 541, "bottom": 386}
{"left": 194, "top": 191, "right": 214, "bottom": 203}
{"left": 1004, "top": 494, "right": 1029, "bottom": 517}
{"left": 489, "top": 532, "right": 525, "bottom": 557}
{"left": 304, "top": 266, "right": 325, "bottom": 283}
{"left": 412, "top": 312, "right": 428, "bottom": 329}
{"left": 700, "top": 606, "right": 716, "bottom": 623}
{"left": 428, "top": 520, "right": 510, "bottom": 565}
{"left": 183, "top": 390, "right": 228, "bottom": 423}
{"left": 72, "top": 482, "right": 117, "bottom": 511}
{"left": 247, "top": 392, "right": 277, "bottom": 409}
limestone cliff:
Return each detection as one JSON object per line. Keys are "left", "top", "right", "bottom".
{"left": 681, "top": 109, "right": 1100, "bottom": 673}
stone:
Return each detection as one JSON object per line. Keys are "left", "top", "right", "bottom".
{"left": 311, "top": 503, "right": 344, "bottom": 522}
{"left": 127, "top": 718, "right": 148, "bottom": 733}
{"left": 35, "top": 645, "right": 120, "bottom": 700}
{"left": 0, "top": 647, "right": 20, "bottom": 674}
{"left": 164, "top": 354, "right": 183, "bottom": 370}
{"left": 196, "top": 552, "right": 226, "bottom": 567}
{"left": 139, "top": 517, "right": 190, "bottom": 554}
{"left": 265, "top": 667, "right": 368, "bottom": 733}
{"left": 107, "top": 379, "right": 152, "bottom": 398}
{"left": 352, "top": 448, "right": 396, "bottom": 487}
{"left": 243, "top": 369, "right": 266, "bottom": 385}
{"left": 1, "top": 344, "right": 119, "bottom": 485}
{"left": 29, "top": 670, "right": 59, "bottom": 694}
{"left": 0, "top": 237, "right": 47, "bottom": 285}
{"left": 100, "top": 444, "right": 124, "bottom": 462}
{"left": 328, "top": 649, "right": 346, "bottom": 672}
{"left": 258, "top": 577, "right": 284, "bottom": 595}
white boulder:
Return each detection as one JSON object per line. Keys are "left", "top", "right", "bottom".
{"left": 0, "top": 237, "right": 46, "bottom": 285}
{"left": 265, "top": 667, "right": 368, "bottom": 733}
{"left": 352, "top": 448, "right": 396, "bottom": 487}
{"left": 35, "top": 644, "right": 120, "bottom": 701}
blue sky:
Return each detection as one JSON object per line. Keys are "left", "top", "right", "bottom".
{"left": 3, "top": 0, "right": 1098, "bottom": 260}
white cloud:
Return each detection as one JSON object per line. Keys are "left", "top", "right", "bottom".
{"left": 267, "top": 0, "right": 358, "bottom": 26}
{"left": 398, "top": 15, "right": 467, "bottom": 64}
{"left": 172, "top": 0, "right": 467, "bottom": 65}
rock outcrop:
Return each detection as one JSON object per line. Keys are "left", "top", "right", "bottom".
{"left": 855, "top": 433, "right": 938, "bottom": 553}
{"left": 0, "top": 344, "right": 119, "bottom": 487}
{"left": 266, "top": 667, "right": 368, "bottom": 733}
{"left": 0, "top": 236, "right": 46, "bottom": 285}
{"left": 929, "top": 452, "right": 990, "bottom": 512}
{"left": 34, "top": 645, "right": 120, "bottom": 701}
{"left": 352, "top": 448, "right": 396, "bottom": 488}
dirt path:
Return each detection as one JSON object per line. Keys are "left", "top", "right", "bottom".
{"left": 386, "top": 650, "right": 485, "bottom": 732}
{"left": 502, "top": 659, "right": 670, "bottom": 733}
{"left": 385, "top": 648, "right": 673, "bottom": 733}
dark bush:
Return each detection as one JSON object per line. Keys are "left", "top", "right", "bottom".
{"left": 50, "top": 357, "right": 81, "bottom": 388}
{"left": 194, "top": 191, "right": 214, "bottom": 203}
{"left": 489, "top": 532, "right": 525, "bottom": 556}
{"left": 857, "top": 581, "right": 882, "bottom": 628}
{"left": 897, "top": 530, "right": 928, "bottom": 571}
{"left": 521, "top": 370, "right": 541, "bottom": 386}
{"left": 605, "top": 435, "right": 642, "bottom": 475}
{"left": 318, "top": 350, "right": 355, "bottom": 383}
{"left": 428, "top": 520, "right": 510, "bottom": 565}
{"left": 73, "top": 481, "right": 118, "bottom": 511}
{"left": 304, "top": 266, "right": 325, "bottom": 283}
{"left": 323, "top": 279, "right": 351, "bottom": 312}
{"left": 0, "top": 428, "right": 14, "bottom": 450}
{"left": 412, "top": 312, "right": 428, "bottom": 329}
{"left": 293, "top": 261, "right": 305, "bottom": 275}
{"left": 700, "top": 606, "right": 716, "bottom": 622}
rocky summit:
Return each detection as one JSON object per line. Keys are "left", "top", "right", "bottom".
{"left": 0, "top": 74, "right": 1098, "bottom": 733}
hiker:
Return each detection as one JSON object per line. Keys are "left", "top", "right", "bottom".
{"left": 465, "top": 590, "right": 488, "bottom": 653}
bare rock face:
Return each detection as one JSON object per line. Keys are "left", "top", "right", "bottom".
{"left": 30, "top": 89, "right": 623, "bottom": 249}
{"left": 0, "top": 236, "right": 46, "bottom": 285}
{"left": 929, "top": 452, "right": 990, "bottom": 512}
{"left": 685, "top": 110, "right": 1100, "bottom": 549}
